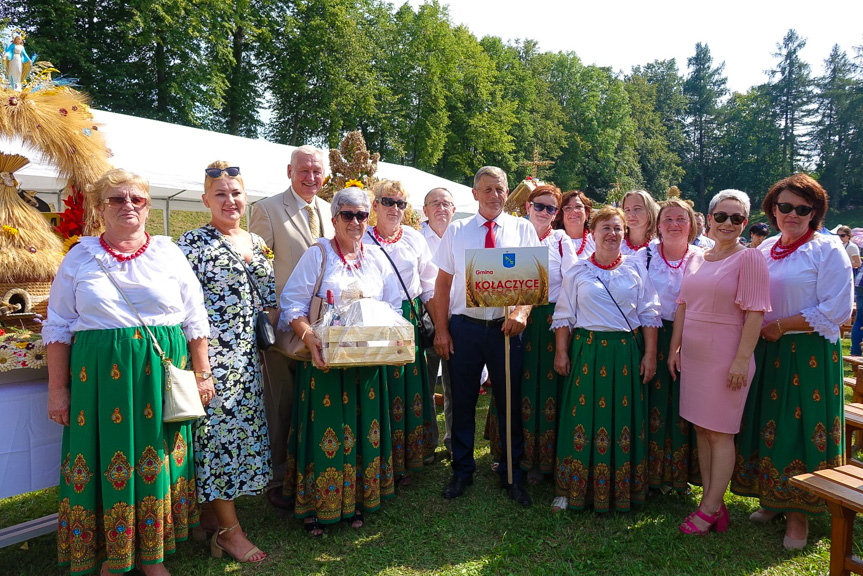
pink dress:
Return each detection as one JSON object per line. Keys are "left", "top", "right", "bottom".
{"left": 677, "top": 249, "right": 771, "bottom": 433}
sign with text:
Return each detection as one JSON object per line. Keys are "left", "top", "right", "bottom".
{"left": 465, "top": 246, "right": 549, "bottom": 307}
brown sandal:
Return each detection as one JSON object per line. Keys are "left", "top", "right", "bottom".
{"left": 210, "top": 523, "right": 265, "bottom": 563}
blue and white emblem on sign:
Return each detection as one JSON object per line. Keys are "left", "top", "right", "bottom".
{"left": 503, "top": 253, "right": 515, "bottom": 268}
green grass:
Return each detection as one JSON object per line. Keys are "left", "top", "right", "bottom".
{"left": 3, "top": 378, "right": 863, "bottom": 576}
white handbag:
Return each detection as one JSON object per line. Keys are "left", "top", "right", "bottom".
{"left": 96, "top": 258, "right": 205, "bottom": 422}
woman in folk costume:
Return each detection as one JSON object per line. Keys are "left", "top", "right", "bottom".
{"left": 281, "top": 187, "right": 402, "bottom": 536}
{"left": 553, "top": 189, "right": 594, "bottom": 260}
{"left": 551, "top": 206, "right": 661, "bottom": 512}
{"left": 620, "top": 189, "right": 659, "bottom": 260}
{"left": 732, "top": 174, "right": 852, "bottom": 549}
{"left": 45, "top": 169, "right": 211, "bottom": 575}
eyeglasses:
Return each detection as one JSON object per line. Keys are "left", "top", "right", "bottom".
{"left": 530, "top": 202, "right": 558, "bottom": 215}
{"left": 660, "top": 217, "right": 690, "bottom": 227}
{"left": 337, "top": 210, "right": 369, "bottom": 223}
{"left": 775, "top": 202, "right": 814, "bottom": 216}
{"left": 379, "top": 197, "right": 408, "bottom": 210}
{"left": 204, "top": 166, "right": 240, "bottom": 178}
{"left": 102, "top": 196, "right": 148, "bottom": 208}
{"left": 425, "top": 200, "right": 454, "bottom": 209}
{"left": 563, "top": 204, "right": 585, "bottom": 214}
{"left": 711, "top": 212, "right": 746, "bottom": 225}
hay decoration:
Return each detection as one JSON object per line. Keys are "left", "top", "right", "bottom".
{"left": 0, "top": 152, "right": 64, "bottom": 283}
{"left": 667, "top": 186, "right": 680, "bottom": 198}
{"left": 1, "top": 67, "right": 110, "bottom": 233}
{"left": 505, "top": 177, "right": 545, "bottom": 217}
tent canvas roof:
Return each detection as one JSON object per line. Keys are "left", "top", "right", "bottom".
{"left": 6, "top": 109, "right": 478, "bottom": 220}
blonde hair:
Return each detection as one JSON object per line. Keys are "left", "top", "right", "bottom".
{"left": 86, "top": 168, "right": 150, "bottom": 209}
{"left": 621, "top": 189, "right": 659, "bottom": 240}
{"left": 589, "top": 205, "right": 627, "bottom": 233}
{"left": 372, "top": 179, "right": 408, "bottom": 201}
{"left": 204, "top": 160, "right": 244, "bottom": 194}
{"left": 657, "top": 198, "right": 698, "bottom": 243}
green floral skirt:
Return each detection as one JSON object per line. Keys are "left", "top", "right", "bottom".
{"left": 647, "top": 320, "right": 699, "bottom": 490}
{"left": 284, "top": 361, "right": 395, "bottom": 524}
{"left": 387, "top": 298, "right": 435, "bottom": 476}
{"left": 58, "top": 325, "right": 198, "bottom": 575}
{"left": 555, "top": 328, "right": 648, "bottom": 512}
{"left": 731, "top": 333, "right": 844, "bottom": 514}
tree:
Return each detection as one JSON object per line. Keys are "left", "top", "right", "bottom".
{"left": 768, "top": 29, "right": 814, "bottom": 174}
{"left": 683, "top": 43, "right": 728, "bottom": 211}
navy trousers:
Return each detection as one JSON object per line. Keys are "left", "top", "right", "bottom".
{"left": 447, "top": 314, "right": 525, "bottom": 485}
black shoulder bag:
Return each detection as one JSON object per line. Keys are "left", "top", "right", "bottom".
{"left": 221, "top": 238, "right": 276, "bottom": 350}
{"left": 366, "top": 230, "right": 436, "bottom": 349}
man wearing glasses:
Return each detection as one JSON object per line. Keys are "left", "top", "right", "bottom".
{"left": 421, "top": 188, "right": 457, "bottom": 457}
{"left": 249, "top": 145, "right": 335, "bottom": 511}
{"left": 432, "top": 166, "right": 539, "bottom": 506}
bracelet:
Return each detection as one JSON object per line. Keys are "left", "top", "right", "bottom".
{"left": 776, "top": 318, "right": 784, "bottom": 335}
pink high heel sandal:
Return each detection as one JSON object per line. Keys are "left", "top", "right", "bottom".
{"left": 679, "top": 504, "right": 729, "bottom": 535}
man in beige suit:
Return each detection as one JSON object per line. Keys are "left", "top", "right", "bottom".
{"left": 249, "top": 145, "right": 334, "bottom": 509}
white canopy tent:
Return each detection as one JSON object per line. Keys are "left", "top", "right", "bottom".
{"left": 6, "top": 109, "right": 478, "bottom": 232}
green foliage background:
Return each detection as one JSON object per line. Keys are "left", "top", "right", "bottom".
{"left": 3, "top": 1, "right": 863, "bottom": 213}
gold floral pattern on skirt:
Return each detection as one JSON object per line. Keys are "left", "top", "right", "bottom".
{"left": 104, "top": 451, "right": 133, "bottom": 491}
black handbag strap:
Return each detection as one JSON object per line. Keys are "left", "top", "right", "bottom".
{"left": 217, "top": 233, "right": 267, "bottom": 309}
{"left": 365, "top": 229, "right": 425, "bottom": 321}
{"left": 594, "top": 273, "right": 645, "bottom": 355}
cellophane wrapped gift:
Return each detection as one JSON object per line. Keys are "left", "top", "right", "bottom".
{"left": 313, "top": 297, "right": 415, "bottom": 367}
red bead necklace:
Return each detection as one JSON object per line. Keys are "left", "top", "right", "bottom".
{"left": 373, "top": 226, "right": 402, "bottom": 244}
{"left": 538, "top": 227, "right": 554, "bottom": 242}
{"left": 770, "top": 228, "right": 814, "bottom": 260}
{"left": 625, "top": 235, "right": 649, "bottom": 251}
{"left": 100, "top": 232, "right": 151, "bottom": 262}
{"left": 333, "top": 238, "right": 363, "bottom": 270}
{"left": 575, "top": 229, "right": 589, "bottom": 256}
{"left": 590, "top": 252, "right": 622, "bottom": 270}
{"left": 659, "top": 243, "right": 688, "bottom": 270}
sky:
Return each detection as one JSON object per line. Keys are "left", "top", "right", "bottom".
{"left": 406, "top": 0, "right": 863, "bottom": 94}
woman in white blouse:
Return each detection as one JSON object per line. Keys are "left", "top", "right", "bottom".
{"left": 553, "top": 190, "right": 594, "bottom": 259}
{"left": 732, "top": 173, "right": 853, "bottom": 550}
{"left": 44, "top": 169, "right": 212, "bottom": 576}
{"left": 280, "top": 187, "right": 402, "bottom": 536}
{"left": 551, "top": 206, "right": 661, "bottom": 513}
{"left": 363, "top": 180, "right": 438, "bottom": 486}
{"left": 645, "top": 198, "right": 701, "bottom": 494}
{"left": 620, "top": 189, "right": 659, "bottom": 257}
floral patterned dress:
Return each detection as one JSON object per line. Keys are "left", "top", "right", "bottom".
{"left": 178, "top": 224, "right": 276, "bottom": 501}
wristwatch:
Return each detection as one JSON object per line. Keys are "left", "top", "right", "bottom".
{"left": 194, "top": 370, "right": 213, "bottom": 380}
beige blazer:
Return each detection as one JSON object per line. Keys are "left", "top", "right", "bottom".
{"left": 249, "top": 187, "right": 335, "bottom": 296}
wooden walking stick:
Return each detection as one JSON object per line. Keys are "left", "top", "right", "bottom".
{"left": 505, "top": 305, "right": 513, "bottom": 487}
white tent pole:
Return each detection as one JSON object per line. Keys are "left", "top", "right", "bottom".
{"left": 163, "top": 189, "right": 188, "bottom": 237}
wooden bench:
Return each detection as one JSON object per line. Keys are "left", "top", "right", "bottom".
{"left": 0, "top": 513, "right": 57, "bottom": 549}
{"left": 847, "top": 403, "right": 863, "bottom": 467}
{"left": 791, "top": 465, "right": 863, "bottom": 576}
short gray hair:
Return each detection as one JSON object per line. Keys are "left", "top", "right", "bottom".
{"left": 331, "top": 187, "right": 370, "bottom": 216}
{"left": 290, "top": 145, "right": 325, "bottom": 166}
{"left": 709, "top": 189, "right": 751, "bottom": 217}
{"left": 473, "top": 166, "right": 507, "bottom": 189}
{"left": 424, "top": 187, "right": 452, "bottom": 203}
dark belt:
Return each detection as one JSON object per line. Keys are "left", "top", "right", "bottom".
{"left": 457, "top": 314, "right": 505, "bottom": 327}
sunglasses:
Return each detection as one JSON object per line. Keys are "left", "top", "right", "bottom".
{"left": 337, "top": 210, "right": 369, "bottom": 222}
{"left": 775, "top": 202, "right": 814, "bottom": 216}
{"left": 839, "top": 233, "right": 849, "bottom": 238}
{"left": 102, "top": 196, "right": 148, "bottom": 208}
{"left": 711, "top": 212, "right": 746, "bottom": 225}
{"left": 379, "top": 197, "right": 408, "bottom": 210}
{"left": 530, "top": 201, "right": 558, "bottom": 215}
{"left": 205, "top": 166, "right": 240, "bottom": 178}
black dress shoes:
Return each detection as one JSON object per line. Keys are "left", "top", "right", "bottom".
{"left": 509, "top": 483, "right": 532, "bottom": 507}
{"left": 442, "top": 475, "right": 473, "bottom": 499}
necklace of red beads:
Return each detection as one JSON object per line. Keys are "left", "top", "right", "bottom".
{"left": 659, "top": 243, "right": 688, "bottom": 269}
{"left": 590, "top": 252, "right": 622, "bottom": 270}
{"left": 770, "top": 228, "right": 814, "bottom": 260}
{"left": 575, "top": 229, "right": 589, "bottom": 256}
{"left": 373, "top": 226, "right": 402, "bottom": 244}
{"left": 538, "top": 227, "right": 554, "bottom": 242}
{"left": 625, "top": 235, "right": 649, "bottom": 251}
{"left": 333, "top": 238, "right": 364, "bottom": 270}
{"left": 100, "top": 232, "right": 151, "bottom": 262}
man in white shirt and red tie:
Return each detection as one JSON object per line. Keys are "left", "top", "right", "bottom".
{"left": 432, "top": 166, "right": 539, "bottom": 505}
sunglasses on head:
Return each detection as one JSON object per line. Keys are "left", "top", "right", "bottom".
{"left": 103, "top": 196, "right": 148, "bottom": 208}
{"left": 711, "top": 212, "right": 746, "bottom": 225}
{"left": 205, "top": 166, "right": 240, "bottom": 178}
{"left": 379, "top": 197, "right": 408, "bottom": 210}
{"left": 337, "top": 210, "right": 369, "bottom": 223}
{"left": 775, "top": 202, "right": 814, "bottom": 216}
{"left": 530, "top": 201, "right": 558, "bottom": 215}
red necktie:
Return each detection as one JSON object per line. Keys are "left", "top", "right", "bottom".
{"left": 484, "top": 220, "right": 496, "bottom": 248}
